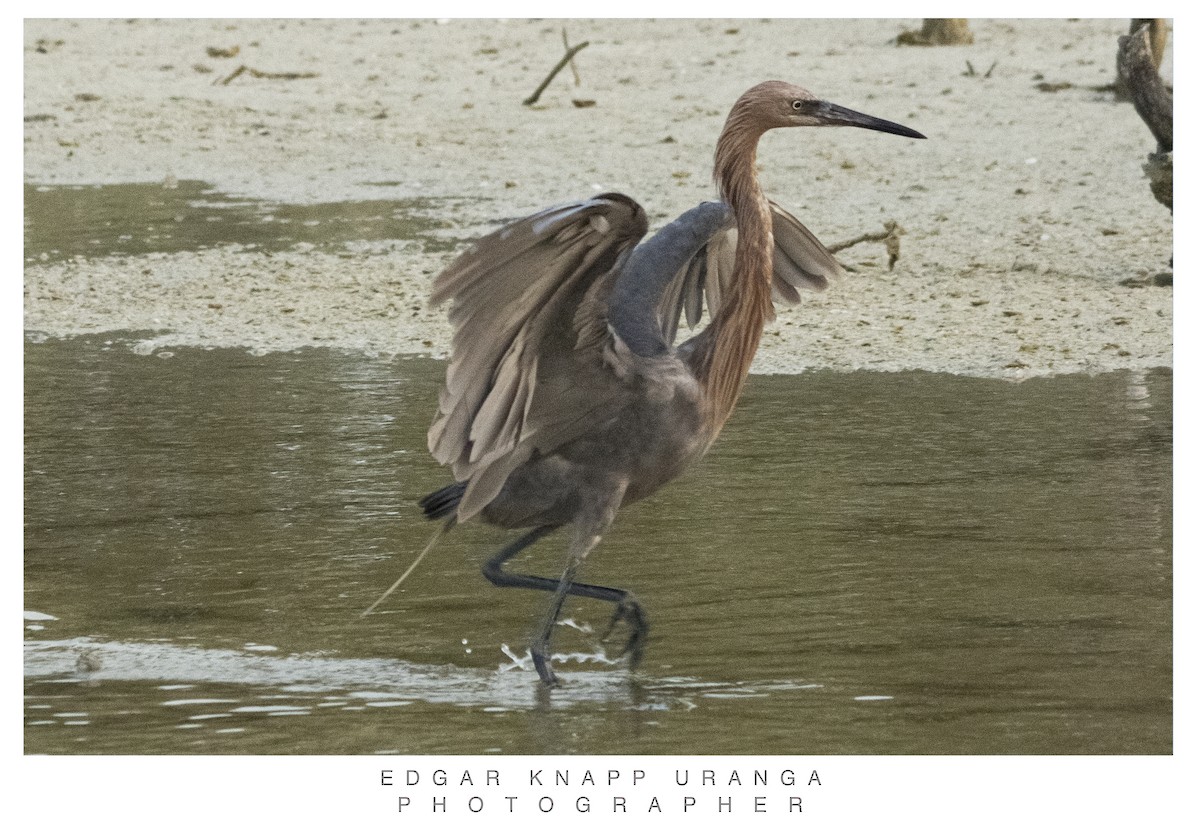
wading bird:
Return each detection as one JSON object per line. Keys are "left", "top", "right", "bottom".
{"left": 413, "top": 81, "right": 924, "bottom": 685}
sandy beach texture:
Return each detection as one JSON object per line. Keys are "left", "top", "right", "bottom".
{"left": 24, "top": 18, "right": 1173, "bottom": 378}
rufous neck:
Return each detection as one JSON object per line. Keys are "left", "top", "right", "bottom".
{"left": 695, "top": 117, "right": 777, "bottom": 433}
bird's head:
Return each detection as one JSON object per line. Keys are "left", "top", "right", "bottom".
{"left": 734, "top": 80, "right": 926, "bottom": 139}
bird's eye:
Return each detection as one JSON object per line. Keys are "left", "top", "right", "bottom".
{"left": 791, "top": 100, "right": 804, "bottom": 110}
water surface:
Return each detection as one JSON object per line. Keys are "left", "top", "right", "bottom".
{"left": 24, "top": 336, "right": 1172, "bottom": 754}
{"left": 24, "top": 181, "right": 461, "bottom": 263}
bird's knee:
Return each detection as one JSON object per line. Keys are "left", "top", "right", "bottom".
{"left": 481, "top": 561, "right": 503, "bottom": 585}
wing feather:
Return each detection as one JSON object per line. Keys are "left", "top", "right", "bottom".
{"left": 659, "top": 200, "right": 845, "bottom": 344}
{"left": 768, "top": 202, "right": 845, "bottom": 294}
{"left": 428, "top": 195, "right": 841, "bottom": 521}
{"left": 682, "top": 252, "right": 706, "bottom": 328}
{"left": 427, "top": 193, "right": 648, "bottom": 520}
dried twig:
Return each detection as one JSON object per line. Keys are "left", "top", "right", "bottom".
{"left": 523, "top": 39, "right": 590, "bottom": 106}
{"left": 215, "top": 64, "right": 318, "bottom": 86}
{"left": 828, "top": 221, "right": 906, "bottom": 270}
{"left": 964, "top": 60, "right": 998, "bottom": 78}
{"left": 563, "top": 28, "right": 581, "bottom": 86}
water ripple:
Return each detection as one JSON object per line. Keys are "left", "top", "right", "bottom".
{"left": 25, "top": 637, "right": 821, "bottom": 713}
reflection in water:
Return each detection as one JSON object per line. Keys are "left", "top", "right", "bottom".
{"left": 24, "top": 336, "right": 1172, "bottom": 754}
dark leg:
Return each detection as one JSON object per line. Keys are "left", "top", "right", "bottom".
{"left": 484, "top": 526, "right": 629, "bottom": 603}
{"left": 530, "top": 555, "right": 583, "bottom": 685}
{"left": 482, "top": 526, "right": 649, "bottom": 683}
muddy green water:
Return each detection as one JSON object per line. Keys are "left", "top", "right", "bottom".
{"left": 24, "top": 336, "right": 1171, "bottom": 754}
{"left": 24, "top": 181, "right": 460, "bottom": 263}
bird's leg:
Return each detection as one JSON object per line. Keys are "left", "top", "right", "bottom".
{"left": 600, "top": 598, "right": 649, "bottom": 666}
{"left": 479, "top": 496, "right": 648, "bottom": 683}
{"left": 529, "top": 525, "right": 603, "bottom": 686}
{"left": 530, "top": 483, "right": 635, "bottom": 686}
{"left": 529, "top": 553, "right": 586, "bottom": 685}
{"left": 482, "top": 525, "right": 559, "bottom": 583}
{"left": 483, "top": 528, "right": 644, "bottom": 614}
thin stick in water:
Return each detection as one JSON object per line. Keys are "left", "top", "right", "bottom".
{"left": 360, "top": 519, "right": 454, "bottom": 617}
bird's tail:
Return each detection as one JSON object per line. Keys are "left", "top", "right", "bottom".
{"left": 360, "top": 515, "right": 456, "bottom": 618}
{"left": 418, "top": 480, "right": 467, "bottom": 521}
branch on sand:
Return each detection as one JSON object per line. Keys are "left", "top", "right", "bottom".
{"left": 828, "top": 221, "right": 906, "bottom": 270}
{"left": 1118, "top": 23, "right": 1173, "bottom": 211}
{"left": 215, "top": 65, "right": 319, "bottom": 86}
{"left": 1114, "top": 19, "right": 1168, "bottom": 101}
{"left": 523, "top": 39, "right": 590, "bottom": 106}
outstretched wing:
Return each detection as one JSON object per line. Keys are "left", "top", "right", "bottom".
{"left": 427, "top": 193, "right": 649, "bottom": 520}
{"left": 659, "top": 200, "right": 845, "bottom": 344}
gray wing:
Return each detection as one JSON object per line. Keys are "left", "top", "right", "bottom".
{"left": 427, "top": 193, "right": 649, "bottom": 520}
{"left": 659, "top": 200, "right": 846, "bottom": 344}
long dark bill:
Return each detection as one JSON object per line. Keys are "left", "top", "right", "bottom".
{"left": 816, "top": 100, "right": 927, "bottom": 139}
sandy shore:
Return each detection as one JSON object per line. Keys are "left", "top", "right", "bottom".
{"left": 24, "top": 18, "right": 1172, "bottom": 378}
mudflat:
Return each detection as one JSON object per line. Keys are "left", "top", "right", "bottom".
{"left": 24, "top": 18, "right": 1172, "bottom": 378}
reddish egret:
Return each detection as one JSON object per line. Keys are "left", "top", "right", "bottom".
{"left": 416, "top": 81, "right": 924, "bottom": 685}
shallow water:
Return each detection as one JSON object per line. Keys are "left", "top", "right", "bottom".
{"left": 24, "top": 336, "right": 1171, "bottom": 754}
{"left": 24, "top": 181, "right": 462, "bottom": 263}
